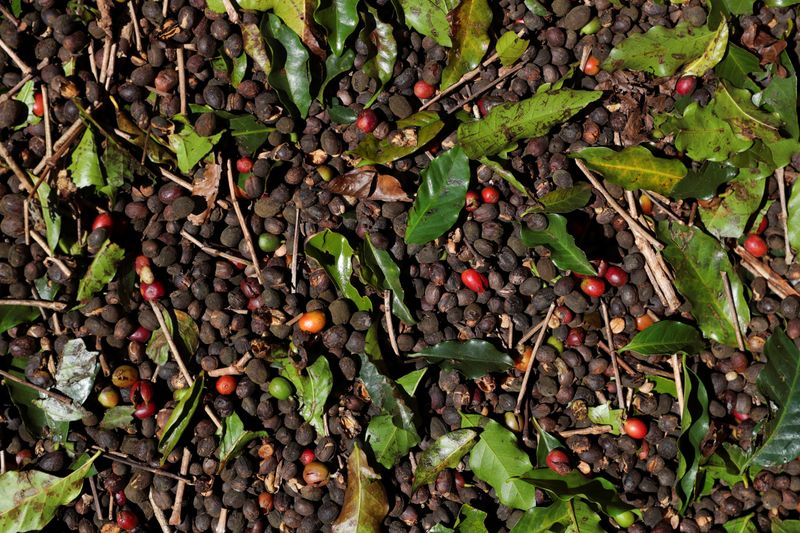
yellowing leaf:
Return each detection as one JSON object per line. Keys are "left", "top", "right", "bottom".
{"left": 441, "top": 0, "right": 492, "bottom": 90}
{"left": 571, "top": 146, "right": 687, "bottom": 195}
{"left": 332, "top": 444, "right": 389, "bottom": 533}
{"left": 683, "top": 21, "right": 729, "bottom": 77}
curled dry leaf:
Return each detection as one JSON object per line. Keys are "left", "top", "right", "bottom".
{"left": 188, "top": 162, "right": 222, "bottom": 225}
{"left": 332, "top": 443, "right": 389, "bottom": 533}
{"left": 326, "top": 166, "right": 411, "bottom": 202}
{"left": 741, "top": 24, "right": 786, "bottom": 65}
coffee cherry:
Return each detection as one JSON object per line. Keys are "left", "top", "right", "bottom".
{"left": 258, "top": 233, "right": 281, "bottom": 252}
{"left": 114, "top": 491, "right": 127, "bottom": 506}
{"left": 580, "top": 276, "right": 605, "bottom": 297}
{"left": 756, "top": 216, "right": 768, "bottom": 234}
{"left": 300, "top": 448, "right": 316, "bottom": 465}
{"left": 130, "top": 380, "right": 153, "bottom": 404}
{"left": 303, "top": 461, "right": 329, "bottom": 486}
{"left": 413, "top": 80, "right": 435, "bottom": 99}
{"left": 613, "top": 511, "right": 636, "bottom": 528}
{"left": 477, "top": 98, "right": 488, "bottom": 117}
{"left": 546, "top": 335, "right": 564, "bottom": 353}
{"left": 733, "top": 409, "right": 750, "bottom": 422}
{"left": 623, "top": 417, "right": 648, "bottom": 439}
{"left": 216, "top": 375, "right": 237, "bottom": 395}
{"left": 565, "top": 327, "right": 585, "bottom": 347}
{"left": 481, "top": 186, "right": 500, "bottom": 204}
{"left": 465, "top": 191, "right": 480, "bottom": 212}
{"left": 92, "top": 213, "right": 113, "bottom": 232}
{"left": 461, "top": 268, "right": 489, "bottom": 293}
{"left": 15, "top": 449, "right": 33, "bottom": 466}
{"left": 546, "top": 449, "right": 571, "bottom": 475}
{"left": 134, "top": 401, "right": 156, "bottom": 419}
{"left": 744, "top": 234, "right": 768, "bottom": 257}
{"left": 117, "top": 510, "right": 138, "bottom": 531}
{"left": 555, "top": 305, "right": 574, "bottom": 325}
{"left": 112, "top": 365, "right": 139, "bottom": 388}
{"left": 258, "top": 492, "right": 273, "bottom": 512}
{"left": 268, "top": 377, "right": 293, "bottom": 400}
{"left": 356, "top": 109, "right": 378, "bottom": 133}
{"left": 298, "top": 310, "right": 326, "bottom": 333}
{"left": 127, "top": 326, "right": 151, "bottom": 343}
{"left": 236, "top": 156, "right": 253, "bottom": 173}
{"left": 583, "top": 55, "right": 601, "bottom": 76}
{"left": 98, "top": 387, "right": 120, "bottom": 408}
{"left": 639, "top": 194, "right": 653, "bottom": 215}
{"left": 604, "top": 266, "right": 628, "bottom": 287}
{"left": 140, "top": 281, "right": 165, "bottom": 302}
{"left": 514, "top": 346, "right": 533, "bottom": 372}
{"left": 675, "top": 76, "right": 697, "bottom": 96}
{"left": 134, "top": 255, "right": 150, "bottom": 274}
{"left": 635, "top": 314, "right": 654, "bottom": 331}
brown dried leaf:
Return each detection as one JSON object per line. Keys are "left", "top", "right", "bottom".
{"left": 371, "top": 174, "right": 411, "bottom": 202}
{"left": 741, "top": 24, "right": 786, "bottom": 65}
{"left": 188, "top": 163, "right": 221, "bottom": 225}
{"left": 331, "top": 444, "right": 388, "bottom": 533}
{"left": 326, "top": 167, "right": 411, "bottom": 202}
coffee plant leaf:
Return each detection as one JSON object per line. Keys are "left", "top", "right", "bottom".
{"left": 68, "top": 129, "right": 104, "bottom": 190}
{"left": 52, "top": 339, "right": 99, "bottom": 406}
{"left": 683, "top": 21, "right": 729, "bottom": 77}
{"left": 410, "top": 339, "right": 514, "bottom": 378}
{"left": 319, "top": 50, "right": 355, "bottom": 100}
{"left": 261, "top": 14, "right": 313, "bottom": 118}
{"left": 700, "top": 162, "right": 769, "bottom": 239}
{"left": 279, "top": 356, "right": 333, "bottom": 436}
{"left": 722, "top": 515, "right": 758, "bottom": 533}
{"left": 6, "top": 358, "right": 65, "bottom": 440}
{"left": 246, "top": 0, "right": 324, "bottom": 56}
{"left": 571, "top": 146, "right": 687, "bottom": 195}
{"left": 621, "top": 320, "right": 705, "bottom": 355}
{"left": 360, "top": 233, "right": 416, "bottom": 324}
{"left": 315, "top": 0, "right": 360, "bottom": 57}
{"left": 510, "top": 500, "right": 570, "bottom": 533}
{"left": 469, "top": 420, "right": 535, "bottom": 509}
{"left": 0, "top": 451, "right": 99, "bottom": 533}
{"left": 715, "top": 43, "right": 762, "bottom": 92}
{"left": 520, "top": 213, "right": 596, "bottom": 276}
{"left": 747, "top": 329, "right": 800, "bottom": 467}
{"left": 147, "top": 310, "right": 200, "bottom": 367}
{"left": 396, "top": 368, "right": 426, "bottom": 396}
{"left": 0, "top": 305, "right": 40, "bottom": 336}
{"left": 532, "top": 418, "right": 563, "bottom": 468}
{"left": 36, "top": 182, "right": 61, "bottom": 252}
{"left": 441, "top": 0, "right": 492, "bottom": 90}
{"left": 676, "top": 362, "right": 710, "bottom": 513}
{"left": 670, "top": 161, "right": 738, "bottom": 200}
{"left": 587, "top": 403, "right": 624, "bottom": 435}
{"left": 773, "top": 520, "right": 800, "bottom": 533}
{"left": 231, "top": 53, "right": 247, "bottom": 88}
{"left": 241, "top": 22, "right": 271, "bottom": 74}
{"left": 360, "top": 7, "right": 397, "bottom": 107}
{"left": 714, "top": 82, "right": 783, "bottom": 144}
{"left": 366, "top": 414, "right": 421, "bottom": 468}
{"left": 332, "top": 443, "right": 388, "bottom": 533}
{"left": 523, "top": 0, "right": 549, "bottom": 16}
{"left": 658, "top": 102, "right": 752, "bottom": 162}
{"left": 222, "top": 112, "right": 274, "bottom": 154}
{"left": 757, "top": 51, "right": 799, "bottom": 139}
{"left": 306, "top": 229, "right": 372, "bottom": 311}
{"left": 158, "top": 373, "right": 205, "bottom": 462}
{"left": 99, "top": 406, "right": 136, "bottom": 431}
{"left": 457, "top": 89, "right": 601, "bottom": 159}
{"left": 358, "top": 355, "right": 417, "bottom": 427}
{"left": 412, "top": 429, "right": 478, "bottom": 492}
{"left": 396, "top": 0, "right": 452, "bottom": 48}
{"left": 217, "top": 411, "right": 267, "bottom": 472}
{"left": 524, "top": 183, "right": 592, "bottom": 214}
{"left": 77, "top": 242, "right": 125, "bottom": 302}
{"left": 788, "top": 180, "right": 800, "bottom": 256}
{"left": 602, "top": 22, "right": 717, "bottom": 77}
{"left": 523, "top": 468, "right": 632, "bottom": 517}
{"left": 496, "top": 31, "right": 528, "bottom": 67}
{"left": 657, "top": 221, "right": 750, "bottom": 347}
{"left": 405, "top": 146, "right": 470, "bottom": 245}
{"left": 351, "top": 111, "right": 444, "bottom": 166}
{"left": 456, "top": 505, "right": 489, "bottom": 533}
{"left": 479, "top": 157, "right": 530, "bottom": 196}
{"left": 167, "top": 116, "right": 222, "bottom": 174}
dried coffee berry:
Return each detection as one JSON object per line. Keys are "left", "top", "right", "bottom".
{"left": 546, "top": 449, "right": 571, "bottom": 475}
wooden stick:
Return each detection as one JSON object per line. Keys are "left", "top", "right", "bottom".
{"left": 515, "top": 318, "right": 545, "bottom": 349}
{"left": 149, "top": 301, "right": 193, "bottom": 383}
{"left": 220, "top": 0, "right": 239, "bottom": 23}
{"left": 558, "top": 425, "right": 613, "bottom": 438}
{"left": 0, "top": 299, "right": 66, "bottom": 311}
{"left": 204, "top": 405, "right": 222, "bottom": 431}
{"left": 515, "top": 303, "right": 555, "bottom": 414}
{"left": 1, "top": 451, "right": 6, "bottom": 474}
{"left": 776, "top": 167, "right": 794, "bottom": 264}
{"left": 0, "top": 141, "right": 33, "bottom": 193}
{"left": 0, "top": 35, "right": 31, "bottom": 75}
{"left": 601, "top": 301, "right": 626, "bottom": 411}
{"left": 88, "top": 40, "right": 98, "bottom": 81}
{"left": 721, "top": 271, "right": 746, "bottom": 352}
{"left": 22, "top": 199, "right": 29, "bottom": 246}
{"left": 104, "top": 43, "right": 117, "bottom": 91}
{"left": 446, "top": 63, "right": 525, "bottom": 114}
{"left": 597, "top": 341, "right": 637, "bottom": 376}
{"left": 207, "top": 353, "right": 252, "bottom": 377}
{"left": 216, "top": 508, "right": 228, "bottom": 533}
{"left": 128, "top": 1, "right": 143, "bottom": 54}
{"left": 176, "top": 48, "right": 187, "bottom": 116}
{"left": 734, "top": 245, "right": 800, "bottom": 299}
{"left": 671, "top": 353, "right": 685, "bottom": 421}
{"left": 0, "top": 72, "right": 32, "bottom": 103}
{"left": 42, "top": 87, "right": 52, "bottom": 160}
{"left": 179, "top": 229, "right": 252, "bottom": 267}
{"left": 91, "top": 446, "right": 193, "bottom": 484}
{"left": 0, "top": 4, "right": 20, "bottom": 27}
{"left": 168, "top": 448, "right": 192, "bottom": 525}
{"left": 226, "top": 159, "right": 264, "bottom": 285}
{"left": 88, "top": 476, "right": 103, "bottom": 520}
{"left": 149, "top": 488, "right": 173, "bottom": 533}
{"left": 0, "top": 369, "right": 74, "bottom": 405}
{"left": 291, "top": 205, "right": 300, "bottom": 292}
{"left": 30, "top": 231, "right": 71, "bottom": 278}
{"left": 384, "top": 290, "right": 400, "bottom": 357}
{"left": 634, "top": 362, "right": 675, "bottom": 379}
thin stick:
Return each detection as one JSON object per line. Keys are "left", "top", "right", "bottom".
{"left": 721, "top": 271, "right": 746, "bottom": 352}
{"left": 515, "top": 319, "right": 545, "bottom": 349}
{"left": 384, "top": 290, "right": 400, "bottom": 356}
{"left": 447, "top": 63, "right": 525, "bottom": 113}
{"left": 104, "top": 43, "right": 117, "bottom": 90}
{"left": 671, "top": 353, "right": 685, "bottom": 421}
{"left": 162, "top": 0, "right": 169, "bottom": 16}
{"left": 91, "top": 446, "right": 194, "bottom": 484}
{"left": 0, "top": 299, "right": 66, "bottom": 311}
{"left": 0, "top": 141, "right": 34, "bottom": 193}
{"left": 0, "top": 72, "right": 32, "bottom": 102}
{"left": 204, "top": 406, "right": 222, "bottom": 431}
{"left": 30, "top": 232, "right": 71, "bottom": 277}
{"left": 216, "top": 508, "right": 228, "bottom": 533}
{"left": 597, "top": 341, "right": 637, "bottom": 376}
{"left": 161, "top": 168, "right": 194, "bottom": 190}
{"left": 777, "top": 167, "right": 794, "bottom": 264}
{"left": 1, "top": 451, "right": 5, "bottom": 474}
{"left": 128, "top": 1, "right": 143, "bottom": 53}
{"left": 149, "top": 488, "right": 173, "bottom": 533}
{"left": 23, "top": 199, "right": 29, "bottom": 246}
{"left": 633, "top": 362, "right": 675, "bottom": 379}
{"left": 89, "top": 476, "right": 103, "bottom": 520}
{"left": 42, "top": 87, "right": 52, "bottom": 160}
{"left": 169, "top": 448, "right": 192, "bottom": 525}
{"left": 734, "top": 245, "right": 800, "bottom": 299}
{"left": 149, "top": 301, "right": 193, "bottom": 383}
{"left": 176, "top": 48, "right": 187, "bottom": 115}
{"left": 558, "top": 425, "right": 613, "bottom": 438}
{"left": 207, "top": 353, "right": 252, "bottom": 377}
{"left": 180, "top": 230, "right": 252, "bottom": 267}
{"left": 515, "top": 303, "right": 556, "bottom": 414}
{"left": 291, "top": 206, "right": 300, "bottom": 292}
{"left": 98, "top": 38, "right": 111, "bottom": 84}
{"left": 0, "top": 35, "right": 31, "bottom": 75}
{"left": 0, "top": 5, "right": 20, "bottom": 27}
{"left": 226, "top": 160, "right": 264, "bottom": 285}
{"left": 88, "top": 40, "right": 98, "bottom": 81}
{"left": 108, "top": 489, "right": 114, "bottom": 521}
{"left": 601, "top": 302, "right": 626, "bottom": 411}
{"left": 0, "top": 369, "right": 73, "bottom": 405}
{"left": 221, "top": 0, "right": 239, "bottom": 22}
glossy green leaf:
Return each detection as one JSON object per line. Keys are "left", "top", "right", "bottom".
{"left": 158, "top": 374, "right": 204, "bottom": 463}
{"left": 231, "top": 53, "right": 247, "bottom": 88}
{"left": 396, "top": 368, "right": 426, "bottom": 396}
{"left": 496, "top": 31, "right": 529, "bottom": 67}
{"left": 602, "top": 23, "right": 716, "bottom": 77}
{"left": 676, "top": 362, "right": 710, "bottom": 513}
{"left": 759, "top": 52, "right": 799, "bottom": 139}
{"left": 572, "top": 146, "right": 687, "bottom": 195}
{"left": 146, "top": 310, "right": 200, "bottom": 367}
{"left": 36, "top": 182, "right": 60, "bottom": 252}
{"left": 77, "top": 242, "right": 124, "bottom": 302}
{"left": 657, "top": 221, "right": 750, "bottom": 347}
{"left": 441, "top": 0, "right": 491, "bottom": 90}
{"left": 315, "top": 0, "right": 360, "bottom": 57}
{"left": 262, "top": 14, "right": 312, "bottom": 118}
{"left": 405, "top": 146, "right": 470, "bottom": 245}
{"left": 523, "top": 469, "right": 631, "bottom": 517}
{"left": 533, "top": 418, "right": 563, "bottom": 468}
{"left": 217, "top": 411, "right": 267, "bottom": 472}
{"left": 410, "top": 339, "right": 514, "bottom": 379}
{"left": 700, "top": 163, "right": 769, "bottom": 239}
{"left": 520, "top": 214, "right": 596, "bottom": 276}
{"left": 366, "top": 414, "right": 421, "bottom": 469}
{"left": 0, "top": 306, "right": 39, "bottom": 335}
{"left": 351, "top": 111, "right": 444, "bottom": 166}
{"left": 329, "top": 102, "right": 357, "bottom": 124}
{"left": 167, "top": 116, "right": 222, "bottom": 173}
{"left": 319, "top": 50, "right": 355, "bottom": 100}
{"left": 469, "top": 420, "right": 535, "bottom": 510}
{"left": 397, "top": 0, "right": 452, "bottom": 47}
{"left": 621, "top": 320, "right": 705, "bottom": 355}
{"left": 225, "top": 112, "right": 274, "bottom": 154}
{"left": 747, "top": 329, "right": 800, "bottom": 467}
{"left": 99, "top": 141, "right": 131, "bottom": 201}
{"left": 587, "top": 403, "right": 623, "bottom": 435}
{"left": 247, "top": 0, "right": 323, "bottom": 55}
{"left": 306, "top": 229, "right": 372, "bottom": 311}
{"left": 683, "top": 21, "right": 729, "bottom": 77}
{"left": 99, "top": 406, "right": 136, "bottom": 431}
{"left": 69, "top": 129, "right": 103, "bottom": 190}
{"left": 458, "top": 89, "right": 601, "bottom": 159}
{"left": 787, "top": 181, "right": 800, "bottom": 256}
{"left": 510, "top": 500, "right": 570, "bottom": 533}
{"left": 412, "top": 429, "right": 478, "bottom": 492}
{"left": 715, "top": 44, "right": 762, "bottom": 93}
{"left": 456, "top": 505, "right": 488, "bottom": 533}
{"left": 360, "top": 233, "right": 415, "bottom": 324}
{"left": 714, "top": 83, "right": 783, "bottom": 144}
{"left": 658, "top": 102, "right": 752, "bottom": 162}
{"left": 722, "top": 515, "right": 757, "bottom": 533}
{"left": 648, "top": 376, "right": 678, "bottom": 397}
{"left": 478, "top": 157, "right": 530, "bottom": 197}
{"left": 773, "top": 520, "right": 800, "bottom": 533}
{"left": 6, "top": 359, "right": 60, "bottom": 440}
{"left": 525, "top": 183, "right": 592, "bottom": 214}
{"left": 361, "top": 8, "right": 397, "bottom": 106}
{"left": 670, "top": 161, "right": 738, "bottom": 200}
{"left": 241, "top": 22, "right": 271, "bottom": 74}
{"left": 279, "top": 356, "right": 333, "bottom": 436}
{"left": 0, "top": 451, "right": 99, "bottom": 533}
{"left": 331, "top": 443, "right": 389, "bottom": 533}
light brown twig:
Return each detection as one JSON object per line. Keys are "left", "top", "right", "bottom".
{"left": 91, "top": 446, "right": 193, "bottom": 484}
{"left": 176, "top": 48, "right": 187, "bottom": 116}
{"left": 179, "top": 229, "right": 252, "bottom": 267}
{"left": 291, "top": 205, "right": 300, "bottom": 292}
{"left": 169, "top": 448, "right": 192, "bottom": 526}
{"left": 149, "top": 301, "right": 193, "bottom": 383}
{"left": 0, "top": 142, "right": 33, "bottom": 193}
{"left": 777, "top": 167, "right": 794, "bottom": 264}
{"left": 601, "top": 302, "right": 626, "bottom": 411}
{"left": 42, "top": 87, "right": 52, "bottom": 160}
{"left": 671, "top": 353, "right": 685, "bottom": 421}
{"left": 150, "top": 488, "right": 173, "bottom": 533}
{"left": 0, "top": 368, "right": 73, "bottom": 405}
{"left": 384, "top": 290, "right": 400, "bottom": 356}
{"left": 0, "top": 299, "right": 66, "bottom": 311}
{"left": 734, "top": 245, "right": 800, "bottom": 299}
{"left": 516, "top": 303, "right": 555, "bottom": 414}
{"left": 721, "top": 271, "right": 746, "bottom": 352}
{"left": 515, "top": 319, "right": 545, "bottom": 350}
{"left": 89, "top": 476, "right": 103, "bottom": 521}
{"left": 226, "top": 159, "right": 264, "bottom": 286}
{"left": 558, "top": 425, "right": 613, "bottom": 438}
{"left": 207, "top": 353, "right": 252, "bottom": 377}
{"left": 0, "top": 35, "right": 31, "bottom": 75}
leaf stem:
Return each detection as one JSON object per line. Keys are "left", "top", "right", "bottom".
{"left": 776, "top": 167, "right": 794, "bottom": 264}
{"left": 721, "top": 271, "right": 746, "bottom": 352}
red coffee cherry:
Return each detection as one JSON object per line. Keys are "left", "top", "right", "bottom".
{"left": 216, "top": 375, "right": 237, "bottom": 395}
{"left": 580, "top": 277, "right": 605, "bottom": 297}
{"left": 356, "top": 109, "right": 378, "bottom": 133}
{"left": 413, "top": 80, "right": 435, "bottom": 99}
{"left": 465, "top": 191, "right": 480, "bottom": 212}
{"left": 461, "top": 269, "right": 489, "bottom": 293}
{"left": 546, "top": 449, "right": 571, "bottom": 475}
{"left": 32, "top": 91, "right": 44, "bottom": 117}
{"left": 140, "top": 281, "right": 165, "bottom": 302}
{"left": 623, "top": 417, "right": 648, "bottom": 439}
{"left": 481, "top": 186, "right": 500, "bottom": 204}
{"left": 604, "top": 266, "right": 628, "bottom": 287}
{"left": 92, "top": 213, "right": 113, "bottom": 232}
{"left": 744, "top": 234, "right": 768, "bottom": 257}
{"left": 300, "top": 449, "right": 316, "bottom": 465}
{"left": 675, "top": 76, "right": 697, "bottom": 96}
{"left": 236, "top": 156, "right": 254, "bottom": 174}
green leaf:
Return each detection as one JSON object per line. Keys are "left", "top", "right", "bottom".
{"left": 478, "top": 157, "right": 530, "bottom": 197}
{"left": 36, "top": 182, "right": 61, "bottom": 252}
{"left": 656, "top": 221, "right": 750, "bottom": 347}
{"left": 410, "top": 339, "right": 514, "bottom": 379}
{"left": 315, "top": 0, "right": 360, "bottom": 57}
{"left": 571, "top": 146, "right": 687, "bottom": 195}
{"left": 261, "top": 14, "right": 312, "bottom": 118}
{"left": 520, "top": 214, "right": 596, "bottom": 276}
{"left": 587, "top": 403, "right": 623, "bottom": 435}
{"left": 670, "top": 161, "right": 738, "bottom": 200}
{"left": 360, "top": 233, "right": 415, "bottom": 324}
{"left": 231, "top": 53, "right": 247, "bottom": 88}
{"left": 331, "top": 443, "right": 389, "bottom": 533}
{"left": 6, "top": 359, "right": 61, "bottom": 440}
{"left": 682, "top": 21, "right": 729, "bottom": 77}
{"left": 700, "top": 163, "right": 769, "bottom": 239}
{"left": 457, "top": 89, "right": 602, "bottom": 159}
{"left": 146, "top": 310, "right": 200, "bottom": 367}
{"left": 217, "top": 411, "right": 267, "bottom": 472}
{"left": 715, "top": 44, "right": 762, "bottom": 93}
{"left": 722, "top": 515, "right": 757, "bottom": 533}
{"left": 319, "top": 50, "right": 355, "bottom": 100}
{"left": 329, "top": 102, "right": 357, "bottom": 124}
{"left": 158, "top": 374, "right": 204, "bottom": 463}
{"left": 351, "top": 111, "right": 444, "bottom": 166}
{"left": 621, "top": 320, "right": 705, "bottom": 355}
{"left": 774, "top": 520, "right": 800, "bottom": 533}
{"left": 241, "top": 22, "right": 271, "bottom": 74}
{"left": 306, "top": 229, "right": 372, "bottom": 311}
{"left": 225, "top": 112, "right": 274, "bottom": 154}
{"left": 405, "top": 146, "right": 470, "bottom": 245}
{"left": 279, "top": 356, "right": 333, "bottom": 436}
{"left": 167, "top": 116, "right": 222, "bottom": 174}
{"left": 412, "top": 429, "right": 478, "bottom": 492}
{"left": 13, "top": 80, "right": 41, "bottom": 131}
{"left": 366, "top": 414, "right": 421, "bottom": 469}
{"left": 99, "top": 405, "right": 136, "bottom": 431}
{"left": 496, "top": 31, "right": 529, "bottom": 67}
{"left": 456, "top": 504, "right": 488, "bottom": 533}
{"left": 99, "top": 142, "right": 132, "bottom": 201}
{"left": 602, "top": 22, "right": 716, "bottom": 77}
{"left": 533, "top": 418, "right": 563, "bottom": 468}
{"left": 647, "top": 376, "right": 677, "bottom": 398}
{"left": 511, "top": 501, "right": 570, "bottom": 533}
{"left": 0, "top": 451, "right": 99, "bottom": 533}
{"left": 0, "top": 306, "right": 39, "bottom": 335}
{"left": 523, "top": 469, "right": 631, "bottom": 517}
{"left": 788, "top": 182, "right": 800, "bottom": 256}
{"left": 245, "top": 0, "right": 322, "bottom": 54}
{"left": 76, "top": 242, "right": 124, "bottom": 302}
{"left": 396, "top": 0, "right": 452, "bottom": 47}
{"left": 676, "top": 362, "right": 710, "bottom": 513}
{"left": 747, "top": 329, "right": 800, "bottom": 467}
{"left": 525, "top": 184, "right": 592, "bottom": 214}
{"left": 759, "top": 52, "right": 799, "bottom": 139}
{"left": 714, "top": 83, "right": 783, "bottom": 144}
{"left": 469, "top": 420, "right": 535, "bottom": 509}
{"left": 658, "top": 102, "right": 752, "bottom": 162}
{"left": 396, "top": 368, "right": 426, "bottom": 396}
{"left": 69, "top": 129, "right": 104, "bottom": 190}
{"left": 440, "top": 0, "right": 491, "bottom": 90}
{"left": 524, "top": 0, "right": 549, "bottom": 16}
{"left": 361, "top": 8, "right": 397, "bottom": 106}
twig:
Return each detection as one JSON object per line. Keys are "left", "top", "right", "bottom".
{"left": 0, "top": 35, "right": 31, "bottom": 75}
{"left": 161, "top": 168, "right": 194, "bottom": 190}
{"left": 721, "top": 271, "right": 746, "bottom": 352}
{"left": 221, "top": 0, "right": 239, "bottom": 23}
{"left": 91, "top": 446, "right": 194, "bottom": 484}
{"left": 633, "top": 362, "right": 675, "bottom": 379}
{"left": 601, "top": 302, "right": 626, "bottom": 411}
{"left": 30, "top": 231, "right": 71, "bottom": 278}
{"left": 149, "top": 301, "right": 193, "bottom": 383}
{"left": 88, "top": 40, "right": 98, "bottom": 81}
{"left": 291, "top": 205, "right": 300, "bottom": 292}
{"left": 776, "top": 167, "right": 794, "bottom": 264}
{"left": 108, "top": 486, "right": 114, "bottom": 520}
{"left": 149, "top": 488, "right": 173, "bottom": 533}
{"left": 216, "top": 508, "right": 228, "bottom": 533}
{"left": 515, "top": 318, "right": 545, "bottom": 349}
{"left": 671, "top": 353, "right": 685, "bottom": 421}
{"left": 597, "top": 341, "right": 637, "bottom": 376}
{"left": 384, "top": 290, "right": 400, "bottom": 356}
{"left": 169, "top": 448, "right": 192, "bottom": 526}
{"left": 207, "top": 353, "right": 252, "bottom": 377}
{"left": 558, "top": 425, "right": 613, "bottom": 438}
{"left": 176, "top": 48, "right": 187, "bottom": 116}
{"left": 0, "top": 72, "right": 32, "bottom": 102}
{"left": 23, "top": 199, "right": 29, "bottom": 246}
{"left": 515, "top": 303, "right": 556, "bottom": 414}
{"left": 179, "top": 229, "right": 252, "bottom": 267}
{"left": 226, "top": 159, "right": 264, "bottom": 286}
{"left": 1, "top": 451, "right": 6, "bottom": 474}
{"left": 42, "top": 87, "right": 52, "bottom": 160}
{"left": 89, "top": 476, "right": 103, "bottom": 520}
{"left": 205, "top": 406, "right": 223, "bottom": 431}
{"left": 0, "top": 298, "right": 66, "bottom": 311}
{"left": 734, "top": 245, "right": 800, "bottom": 299}
{"left": 104, "top": 43, "right": 117, "bottom": 90}
{"left": 0, "top": 4, "right": 20, "bottom": 27}
{"left": 99, "top": 38, "right": 111, "bottom": 84}
{"left": 0, "top": 141, "right": 34, "bottom": 193}
{"left": 128, "top": 1, "right": 143, "bottom": 53}
{"left": 447, "top": 63, "right": 525, "bottom": 114}
{"left": 0, "top": 369, "right": 73, "bottom": 405}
